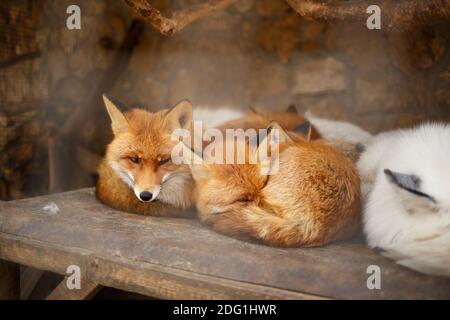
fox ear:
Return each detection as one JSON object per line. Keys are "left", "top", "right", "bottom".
{"left": 166, "top": 99, "right": 193, "bottom": 131}
{"left": 293, "top": 121, "right": 312, "bottom": 141}
{"left": 181, "top": 143, "right": 209, "bottom": 180}
{"left": 255, "top": 121, "right": 292, "bottom": 175}
{"left": 249, "top": 107, "right": 263, "bottom": 116}
{"left": 384, "top": 169, "right": 434, "bottom": 202}
{"left": 264, "top": 121, "right": 293, "bottom": 146}
{"left": 286, "top": 104, "right": 298, "bottom": 114}
{"left": 102, "top": 94, "right": 129, "bottom": 135}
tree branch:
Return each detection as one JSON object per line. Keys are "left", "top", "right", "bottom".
{"left": 123, "top": 0, "right": 239, "bottom": 36}
{"left": 286, "top": 0, "right": 450, "bottom": 30}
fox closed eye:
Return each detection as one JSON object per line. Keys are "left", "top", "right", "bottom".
{"left": 128, "top": 156, "right": 141, "bottom": 165}
{"left": 158, "top": 157, "right": 171, "bottom": 166}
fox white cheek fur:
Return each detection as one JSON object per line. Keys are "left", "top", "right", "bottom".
{"left": 110, "top": 162, "right": 135, "bottom": 189}
{"left": 158, "top": 172, "right": 194, "bottom": 208}
{"left": 358, "top": 123, "right": 450, "bottom": 277}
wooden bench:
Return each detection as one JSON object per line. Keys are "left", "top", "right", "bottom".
{"left": 1, "top": 188, "right": 449, "bottom": 300}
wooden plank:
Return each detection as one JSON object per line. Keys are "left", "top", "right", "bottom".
{"left": 20, "top": 267, "right": 44, "bottom": 300}
{"left": 0, "top": 233, "right": 322, "bottom": 300}
{"left": 0, "top": 259, "right": 19, "bottom": 299}
{"left": 46, "top": 278, "right": 101, "bottom": 300}
{"left": 0, "top": 188, "right": 450, "bottom": 299}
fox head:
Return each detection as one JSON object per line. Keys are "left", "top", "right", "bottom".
{"left": 185, "top": 121, "right": 361, "bottom": 245}
{"left": 103, "top": 95, "right": 194, "bottom": 208}
{"left": 380, "top": 124, "right": 450, "bottom": 218}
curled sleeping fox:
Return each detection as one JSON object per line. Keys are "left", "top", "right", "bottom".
{"left": 184, "top": 121, "right": 361, "bottom": 247}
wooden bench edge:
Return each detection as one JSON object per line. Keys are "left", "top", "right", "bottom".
{"left": 0, "top": 231, "right": 328, "bottom": 300}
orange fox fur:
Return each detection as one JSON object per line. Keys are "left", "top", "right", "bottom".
{"left": 96, "top": 95, "right": 196, "bottom": 217}
{"left": 220, "top": 107, "right": 363, "bottom": 162}
{"left": 186, "top": 121, "right": 361, "bottom": 247}
{"left": 218, "top": 107, "right": 322, "bottom": 140}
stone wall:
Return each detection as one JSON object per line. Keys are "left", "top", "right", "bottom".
{"left": 1, "top": 0, "right": 449, "bottom": 199}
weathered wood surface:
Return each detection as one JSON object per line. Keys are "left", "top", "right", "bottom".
{"left": 123, "top": 0, "right": 239, "bottom": 36}
{"left": 286, "top": 0, "right": 450, "bottom": 30}
{"left": 20, "top": 266, "right": 43, "bottom": 300}
{"left": 124, "top": 0, "right": 450, "bottom": 34}
{"left": 0, "top": 259, "right": 19, "bottom": 299}
{"left": 0, "top": 188, "right": 449, "bottom": 299}
{"left": 46, "top": 278, "right": 101, "bottom": 300}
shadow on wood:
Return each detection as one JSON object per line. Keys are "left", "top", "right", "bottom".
{"left": 0, "top": 260, "right": 19, "bottom": 300}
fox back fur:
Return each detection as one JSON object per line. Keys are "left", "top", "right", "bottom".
{"left": 186, "top": 121, "right": 361, "bottom": 247}
{"left": 220, "top": 106, "right": 366, "bottom": 162}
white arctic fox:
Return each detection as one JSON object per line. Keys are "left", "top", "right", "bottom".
{"left": 193, "top": 106, "right": 244, "bottom": 129}
{"left": 305, "top": 111, "right": 373, "bottom": 146}
{"left": 358, "top": 123, "right": 450, "bottom": 277}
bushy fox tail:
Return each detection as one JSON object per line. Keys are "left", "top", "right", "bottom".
{"left": 383, "top": 231, "right": 450, "bottom": 277}
{"left": 241, "top": 206, "right": 327, "bottom": 247}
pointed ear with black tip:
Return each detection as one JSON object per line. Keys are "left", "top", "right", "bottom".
{"left": 181, "top": 143, "right": 209, "bottom": 181}
{"left": 293, "top": 121, "right": 312, "bottom": 141}
{"left": 286, "top": 104, "right": 298, "bottom": 114}
{"left": 384, "top": 169, "right": 435, "bottom": 202}
{"left": 166, "top": 99, "right": 193, "bottom": 131}
{"left": 249, "top": 107, "right": 263, "bottom": 116}
{"left": 102, "top": 94, "right": 130, "bottom": 135}
{"left": 255, "top": 121, "right": 292, "bottom": 175}
{"left": 263, "top": 121, "right": 293, "bottom": 146}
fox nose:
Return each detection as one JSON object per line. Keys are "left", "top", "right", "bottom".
{"left": 139, "top": 191, "right": 153, "bottom": 202}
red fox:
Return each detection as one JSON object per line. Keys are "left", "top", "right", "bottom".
{"left": 220, "top": 106, "right": 363, "bottom": 162}
{"left": 96, "top": 95, "right": 197, "bottom": 217}
{"left": 184, "top": 121, "right": 361, "bottom": 247}
{"left": 218, "top": 106, "right": 322, "bottom": 140}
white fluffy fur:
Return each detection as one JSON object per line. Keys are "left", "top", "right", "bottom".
{"left": 158, "top": 172, "right": 193, "bottom": 208}
{"left": 305, "top": 111, "right": 373, "bottom": 145}
{"left": 193, "top": 107, "right": 244, "bottom": 128}
{"left": 358, "top": 123, "right": 450, "bottom": 276}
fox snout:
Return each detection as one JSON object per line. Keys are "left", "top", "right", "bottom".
{"left": 133, "top": 185, "right": 161, "bottom": 202}
{"left": 138, "top": 191, "right": 153, "bottom": 202}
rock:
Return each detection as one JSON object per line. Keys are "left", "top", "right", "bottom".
{"left": 257, "top": 13, "right": 301, "bottom": 63}
{"left": 256, "top": 0, "right": 290, "bottom": 17}
{"left": 169, "top": 69, "right": 198, "bottom": 105}
{"left": 69, "top": 46, "right": 94, "bottom": 78}
{"left": 306, "top": 98, "right": 349, "bottom": 121}
{"left": 355, "top": 78, "right": 398, "bottom": 114}
{"left": 249, "top": 58, "right": 289, "bottom": 97}
{"left": 59, "top": 26, "right": 79, "bottom": 54}
{"left": 292, "top": 57, "right": 346, "bottom": 95}
{"left": 127, "top": 29, "right": 161, "bottom": 76}
{"left": 434, "top": 64, "right": 450, "bottom": 114}
{"left": 0, "top": 113, "right": 13, "bottom": 151}
{"left": 53, "top": 76, "right": 88, "bottom": 106}
{"left": 388, "top": 25, "right": 448, "bottom": 76}
{"left": 354, "top": 71, "right": 424, "bottom": 114}
{"left": 47, "top": 50, "right": 69, "bottom": 85}
{"left": 358, "top": 114, "right": 426, "bottom": 134}
{"left": 0, "top": 66, "right": 25, "bottom": 105}
{"left": 30, "top": 71, "right": 49, "bottom": 102}
{"left": 301, "top": 20, "right": 326, "bottom": 41}
{"left": 234, "top": 0, "right": 254, "bottom": 13}
{"left": 5, "top": 143, "right": 34, "bottom": 169}
{"left": 325, "top": 22, "right": 391, "bottom": 75}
